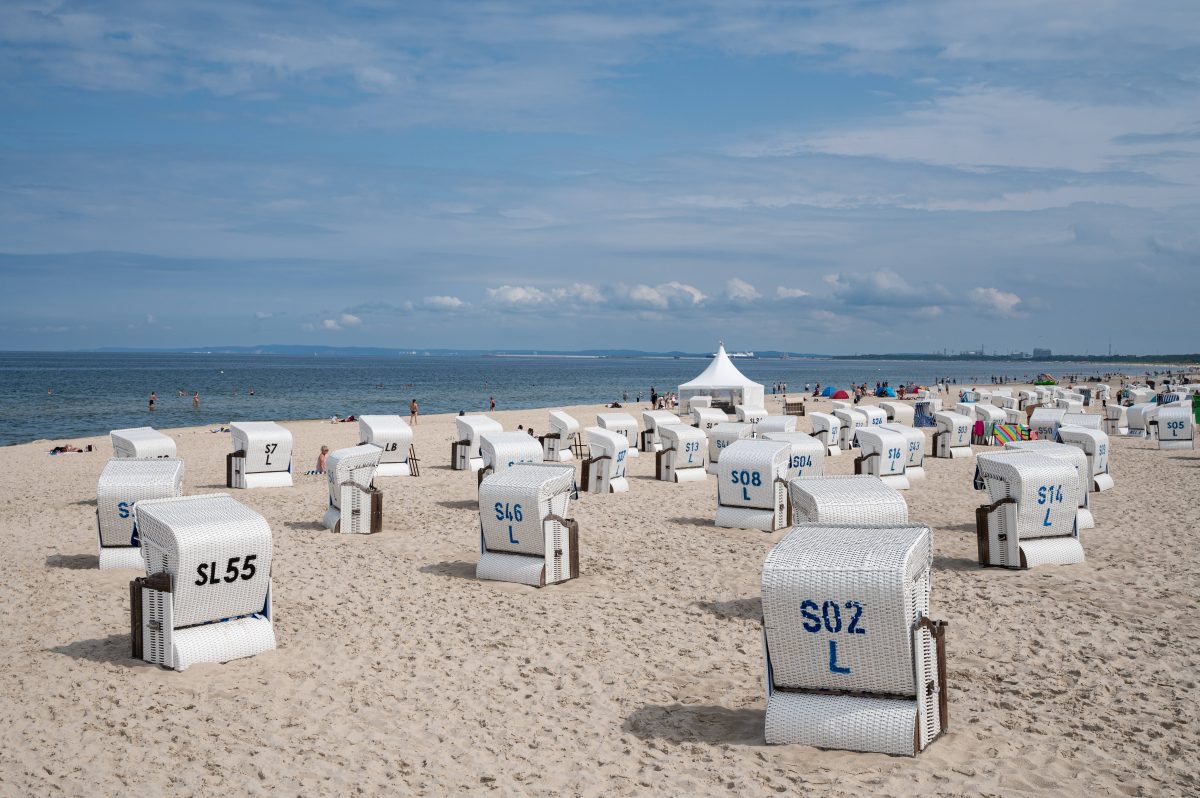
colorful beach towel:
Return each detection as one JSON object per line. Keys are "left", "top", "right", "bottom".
{"left": 993, "top": 423, "right": 1030, "bottom": 443}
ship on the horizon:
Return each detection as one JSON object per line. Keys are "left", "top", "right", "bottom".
{"left": 708, "top": 350, "right": 757, "bottom": 358}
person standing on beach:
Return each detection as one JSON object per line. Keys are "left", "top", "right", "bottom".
{"left": 409, "top": 398, "right": 419, "bottom": 425}
{"left": 149, "top": 392, "right": 157, "bottom": 411}
{"left": 192, "top": 391, "right": 200, "bottom": 409}
{"left": 489, "top": 396, "right": 496, "bottom": 412}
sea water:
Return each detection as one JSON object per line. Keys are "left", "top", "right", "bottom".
{"left": 0, "top": 351, "right": 1135, "bottom": 446}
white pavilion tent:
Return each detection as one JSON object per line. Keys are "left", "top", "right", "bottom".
{"left": 678, "top": 344, "right": 766, "bottom": 412}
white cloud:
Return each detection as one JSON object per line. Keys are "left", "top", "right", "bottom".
{"left": 625, "top": 281, "right": 706, "bottom": 309}
{"left": 487, "top": 285, "right": 550, "bottom": 305}
{"left": 321, "top": 318, "right": 342, "bottom": 330}
{"left": 551, "top": 283, "right": 605, "bottom": 304}
{"left": 146, "top": 313, "right": 157, "bottom": 324}
{"left": 422, "top": 295, "right": 466, "bottom": 311}
{"left": 339, "top": 312, "right": 361, "bottom": 326}
{"left": 255, "top": 310, "right": 273, "bottom": 319}
{"left": 776, "top": 286, "right": 811, "bottom": 299}
{"left": 968, "top": 287, "right": 1024, "bottom": 318}
{"left": 726, "top": 278, "right": 760, "bottom": 303}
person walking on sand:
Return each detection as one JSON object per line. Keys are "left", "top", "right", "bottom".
{"left": 149, "top": 392, "right": 157, "bottom": 411}
{"left": 409, "top": 398, "right": 419, "bottom": 425}
{"left": 192, "top": 391, "right": 200, "bottom": 409}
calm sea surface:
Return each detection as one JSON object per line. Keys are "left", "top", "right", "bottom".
{"left": 0, "top": 352, "right": 1140, "bottom": 446}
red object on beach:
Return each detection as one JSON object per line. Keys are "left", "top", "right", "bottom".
{"left": 831, "top": 390, "right": 850, "bottom": 399}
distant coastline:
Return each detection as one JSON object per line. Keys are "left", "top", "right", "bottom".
{"left": 12, "top": 344, "right": 1200, "bottom": 365}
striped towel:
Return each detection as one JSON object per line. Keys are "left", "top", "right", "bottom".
{"left": 993, "top": 423, "right": 1029, "bottom": 443}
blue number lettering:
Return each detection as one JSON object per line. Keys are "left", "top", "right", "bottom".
{"left": 846, "top": 601, "right": 865, "bottom": 634}
{"left": 821, "top": 600, "right": 842, "bottom": 633}
{"left": 828, "top": 640, "right": 851, "bottom": 674}
{"left": 800, "top": 600, "right": 820, "bottom": 632}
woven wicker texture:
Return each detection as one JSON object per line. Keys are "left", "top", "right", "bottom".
{"left": 1061, "top": 412, "right": 1101, "bottom": 430}
{"left": 764, "top": 691, "right": 918, "bottom": 754}
{"left": 976, "top": 451, "right": 1081, "bottom": 544}
{"left": 757, "top": 416, "right": 797, "bottom": 433}
{"left": 135, "top": 493, "right": 273, "bottom": 628}
{"left": 325, "top": 444, "right": 382, "bottom": 509}
{"left": 1018, "top": 537, "right": 1085, "bottom": 568}
{"left": 478, "top": 464, "right": 573, "bottom": 556}
{"left": 230, "top": 421, "right": 292, "bottom": 475}
{"left": 788, "top": 476, "right": 908, "bottom": 525}
{"left": 1155, "top": 405, "right": 1195, "bottom": 447}
{"left": 717, "top": 439, "right": 789, "bottom": 512}
{"left": 596, "top": 412, "right": 640, "bottom": 455}
{"left": 476, "top": 550, "right": 546, "bottom": 585}
{"left": 1055, "top": 427, "right": 1111, "bottom": 481}
{"left": 859, "top": 406, "right": 887, "bottom": 426}
{"left": 172, "top": 615, "right": 276, "bottom": 671}
{"left": 1004, "top": 441, "right": 1091, "bottom": 516}
{"left": 706, "top": 422, "right": 753, "bottom": 469}
{"left": 692, "top": 407, "right": 729, "bottom": 430}
{"left": 96, "top": 458, "right": 184, "bottom": 547}
{"left": 1028, "top": 408, "right": 1066, "bottom": 441}
{"left": 881, "top": 424, "right": 925, "bottom": 476}
{"left": 763, "top": 524, "right": 931, "bottom": 695}
{"left": 357, "top": 415, "right": 413, "bottom": 466}
{"left": 736, "top": 406, "right": 769, "bottom": 423}
{"left": 658, "top": 424, "right": 708, "bottom": 481}
{"left": 480, "top": 432, "right": 544, "bottom": 475}
{"left": 833, "top": 409, "right": 868, "bottom": 450}
{"left": 878, "top": 403, "right": 914, "bottom": 426}
{"left": 808, "top": 413, "right": 843, "bottom": 450}
{"left": 100, "top": 546, "right": 145, "bottom": 570}
{"left": 110, "top": 427, "right": 176, "bottom": 459}
{"left": 854, "top": 428, "right": 909, "bottom": 481}
{"left": 641, "top": 410, "right": 680, "bottom": 448}
{"left": 760, "top": 432, "right": 825, "bottom": 480}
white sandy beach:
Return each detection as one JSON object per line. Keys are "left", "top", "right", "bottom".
{"left": 1, "top": 393, "right": 1198, "bottom": 796}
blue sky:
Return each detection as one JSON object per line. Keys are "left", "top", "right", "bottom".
{"left": 2, "top": 1, "right": 1198, "bottom": 353}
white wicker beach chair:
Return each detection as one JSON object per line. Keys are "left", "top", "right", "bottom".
{"left": 859, "top": 406, "right": 887, "bottom": 427}
{"left": 1142, "top": 405, "right": 1163, "bottom": 440}
{"left": 1060, "top": 412, "right": 1101, "bottom": 431}
{"left": 1003, "top": 441, "right": 1095, "bottom": 529}
{"left": 760, "top": 432, "right": 826, "bottom": 481}
{"left": 974, "top": 452, "right": 1083, "bottom": 568}
{"left": 1028, "top": 408, "right": 1066, "bottom": 442}
{"left": 1103, "top": 404, "right": 1129, "bottom": 436}
{"left": 479, "top": 431, "right": 544, "bottom": 483}
{"left": 130, "top": 493, "right": 275, "bottom": 670}
{"left": 989, "top": 389, "right": 1014, "bottom": 409}
{"left": 830, "top": 401, "right": 851, "bottom": 412}
{"left": 736, "top": 405, "right": 769, "bottom": 424}
{"left": 641, "top": 410, "right": 681, "bottom": 453}
{"left": 1127, "top": 387, "right": 1154, "bottom": 404}
{"left": 1094, "top": 384, "right": 1111, "bottom": 403}
{"left": 1124, "top": 403, "right": 1154, "bottom": 438}
{"left": 687, "top": 395, "right": 713, "bottom": 413}
{"left": 321, "top": 444, "right": 383, "bottom": 534}
{"left": 706, "top": 422, "right": 753, "bottom": 475}
{"left": 788, "top": 476, "right": 909, "bottom": 526}
{"left": 453, "top": 415, "right": 503, "bottom": 471}
{"left": 878, "top": 402, "right": 914, "bottom": 426}
{"left": 853, "top": 428, "right": 911, "bottom": 490}
{"left": 110, "top": 427, "right": 176, "bottom": 459}
{"left": 228, "top": 422, "right": 293, "bottom": 488}
{"left": 973, "top": 404, "right": 1006, "bottom": 445}
{"left": 832, "top": 409, "right": 868, "bottom": 451}
{"left": 881, "top": 423, "right": 926, "bottom": 481}
{"left": 757, "top": 415, "right": 798, "bottom": 434}
{"left": 1018, "top": 390, "right": 1037, "bottom": 410}
{"left": 597, "top": 412, "right": 640, "bottom": 458}
{"left": 1055, "top": 427, "right": 1113, "bottom": 491}
{"left": 715, "top": 439, "right": 790, "bottom": 531}
{"left": 582, "top": 426, "right": 629, "bottom": 493}
{"left": 543, "top": 410, "right": 583, "bottom": 462}
{"left": 762, "top": 524, "right": 947, "bottom": 755}
{"left": 476, "top": 464, "right": 578, "bottom": 587}
{"left": 1003, "top": 408, "right": 1026, "bottom": 425}
{"left": 655, "top": 424, "right": 709, "bottom": 483}
{"left": 807, "top": 413, "right": 843, "bottom": 457}
{"left": 96, "top": 458, "right": 184, "bottom": 570}
{"left": 932, "top": 412, "right": 973, "bottom": 459}
{"left": 692, "top": 406, "right": 729, "bottom": 431}
{"left": 357, "top": 415, "right": 417, "bottom": 477}
{"left": 1150, "top": 405, "right": 1195, "bottom": 450}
